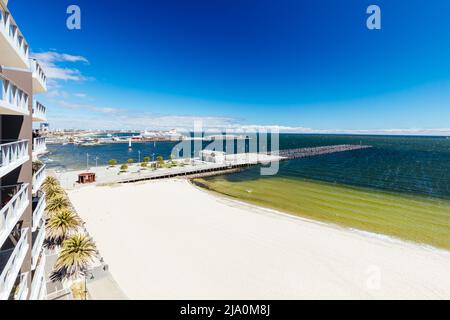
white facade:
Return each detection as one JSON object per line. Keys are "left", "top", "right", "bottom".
{"left": 0, "top": 2, "right": 30, "bottom": 69}
{"left": 0, "top": 0, "right": 49, "bottom": 300}
{"left": 32, "top": 101, "right": 47, "bottom": 122}
{"left": 29, "top": 59, "right": 47, "bottom": 94}
{"left": 0, "top": 74, "right": 30, "bottom": 116}
{"left": 200, "top": 150, "right": 226, "bottom": 164}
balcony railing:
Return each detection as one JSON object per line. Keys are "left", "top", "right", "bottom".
{"left": 30, "top": 59, "right": 47, "bottom": 94}
{"left": 32, "top": 163, "right": 46, "bottom": 194}
{"left": 12, "top": 272, "right": 28, "bottom": 300}
{"left": 32, "top": 137, "right": 47, "bottom": 157}
{"left": 0, "top": 139, "right": 29, "bottom": 178}
{"left": 0, "top": 4, "right": 30, "bottom": 68}
{"left": 32, "top": 101, "right": 47, "bottom": 122}
{"left": 31, "top": 219, "right": 45, "bottom": 270}
{"left": 29, "top": 252, "right": 46, "bottom": 300}
{"left": 32, "top": 192, "right": 46, "bottom": 232}
{"left": 0, "top": 228, "right": 29, "bottom": 300}
{"left": 0, "top": 183, "right": 29, "bottom": 247}
{"left": 0, "top": 74, "right": 29, "bottom": 116}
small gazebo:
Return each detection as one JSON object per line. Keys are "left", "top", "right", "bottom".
{"left": 78, "top": 172, "right": 96, "bottom": 184}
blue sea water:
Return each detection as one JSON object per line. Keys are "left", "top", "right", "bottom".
{"left": 45, "top": 134, "right": 450, "bottom": 199}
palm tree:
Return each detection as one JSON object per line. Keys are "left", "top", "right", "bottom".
{"left": 45, "top": 209, "right": 82, "bottom": 248}
{"left": 46, "top": 194, "right": 71, "bottom": 214}
{"left": 42, "top": 176, "right": 59, "bottom": 193}
{"left": 32, "top": 160, "right": 44, "bottom": 175}
{"left": 45, "top": 184, "right": 65, "bottom": 200}
{"left": 156, "top": 155, "right": 164, "bottom": 168}
{"left": 50, "top": 234, "right": 97, "bottom": 282}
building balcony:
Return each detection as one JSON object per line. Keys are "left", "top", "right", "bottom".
{"left": 0, "top": 228, "right": 29, "bottom": 300}
{"left": 32, "top": 162, "right": 46, "bottom": 194}
{"left": 32, "top": 101, "right": 47, "bottom": 122}
{"left": 29, "top": 59, "right": 47, "bottom": 94}
{"left": 0, "top": 3, "right": 30, "bottom": 69}
{"left": 32, "top": 137, "right": 47, "bottom": 157}
{"left": 0, "top": 183, "right": 29, "bottom": 247}
{"left": 29, "top": 252, "right": 46, "bottom": 300}
{"left": 0, "top": 139, "right": 29, "bottom": 179}
{"left": 0, "top": 74, "right": 30, "bottom": 116}
{"left": 32, "top": 192, "right": 45, "bottom": 232}
{"left": 10, "top": 272, "right": 28, "bottom": 300}
{"left": 31, "top": 219, "right": 45, "bottom": 270}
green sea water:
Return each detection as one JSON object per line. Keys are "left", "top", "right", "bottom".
{"left": 193, "top": 134, "right": 450, "bottom": 250}
{"left": 47, "top": 134, "right": 450, "bottom": 249}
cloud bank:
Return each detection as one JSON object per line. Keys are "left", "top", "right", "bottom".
{"left": 31, "top": 51, "right": 89, "bottom": 84}
{"left": 47, "top": 111, "right": 450, "bottom": 136}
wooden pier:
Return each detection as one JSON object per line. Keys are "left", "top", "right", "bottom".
{"left": 276, "top": 144, "right": 372, "bottom": 159}
{"left": 113, "top": 144, "right": 372, "bottom": 184}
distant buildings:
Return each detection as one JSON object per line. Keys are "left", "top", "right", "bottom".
{"left": 141, "top": 129, "right": 185, "bottom": 141}
{"left": 40, "top": 123, "right": 50, "bottom": 135}
{"left": 200, "top": 150, "right": 226, "bottom": 164}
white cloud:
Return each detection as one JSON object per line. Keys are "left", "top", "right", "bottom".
{"left": 31, "top": 51, "right": 89, "bottom": 82}
{"left": 31, "top": 52, "right": 88, "bottom": 64}
{"left": 46, "top": 110, "right": 450, "bottom": 136}
{"left": 51, "top": 100, "right": 121, "bottom": 114}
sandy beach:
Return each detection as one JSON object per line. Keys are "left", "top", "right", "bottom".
{"left": 67, "top": 179, "right": 450, "bottom": 300}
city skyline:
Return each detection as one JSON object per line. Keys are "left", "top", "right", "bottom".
{"left": 10, "top": 0, "right": 450, "bottom": 135}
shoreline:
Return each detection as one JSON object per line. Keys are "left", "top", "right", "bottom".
{"left": 189, "top": 179, "right": 450, "bottom": 256}
{"left": 66, "top": 178, "right": 450, "bottom": 299}
{"left": 48, "top": 166, "right": 450, "bottom": 252}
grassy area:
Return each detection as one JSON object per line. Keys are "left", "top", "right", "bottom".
{"left": 193, "top": 176, "right": 450, "bottom": 251}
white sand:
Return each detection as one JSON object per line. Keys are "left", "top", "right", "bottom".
{"left": 67, "top": 179, "right": 450, "bottom": 300}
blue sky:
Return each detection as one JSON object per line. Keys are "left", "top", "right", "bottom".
{"left": 9, "top": 0, "right": 450, "bottom": 134}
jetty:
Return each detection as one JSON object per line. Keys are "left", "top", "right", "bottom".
{"left": 113, "top": 144, "right": 372, "bottom": 184}
{"left": 53, "top": 144, "right": 372, "bottom": 189}
{"left": 276, "top": 144, "right": 372, "bottom": 159}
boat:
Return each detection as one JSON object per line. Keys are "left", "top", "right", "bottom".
{"left": 80, "top": 142, "right": 99, "bottom": 147}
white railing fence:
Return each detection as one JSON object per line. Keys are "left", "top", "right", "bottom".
{"left": 32, "top": 164, "right": 46, "bottom": 194}
{"left": 0, "top": 139, "right": 29, "bottom": 169}
{"left": 33, "top": 137, "right": 46, "bottom": 155}
{"left": 0, "top": 7, "right": 30, "bottom": 64}
{"left": 33, "top": 101, "right": 46, "bottom": 120}
{"left": 0, "top": 183, "right": 29, "bottom": 246}
{"left": 0, "top": 76, "right": 29, "bottom": 114}
{"left": 0, "top": 229, "right": 29, "bottom": 300}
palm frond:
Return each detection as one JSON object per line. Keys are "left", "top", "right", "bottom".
{"left": 50, "top": 234, "right": 97, "bottom": 282}
{"left": 46, "top": 194, "right": 71, "bottom": 215}
{"left": 42, "top": 176, "right": 60, "bottom": 193}
{"left": 45, "top": 185, "right": 66, "bottom": 200}
{"left": 45, "top": 209, "right": 82, "bottom": 248}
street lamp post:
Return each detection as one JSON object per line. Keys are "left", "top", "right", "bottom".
{"left": 138, "top": 150, "right": 141, "bottom": 163}
{"left": 84, "top": 271, "right": 95, "bottom": 300}
{"left": 86, "top": 153, "right": 90, "bottom": 170}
